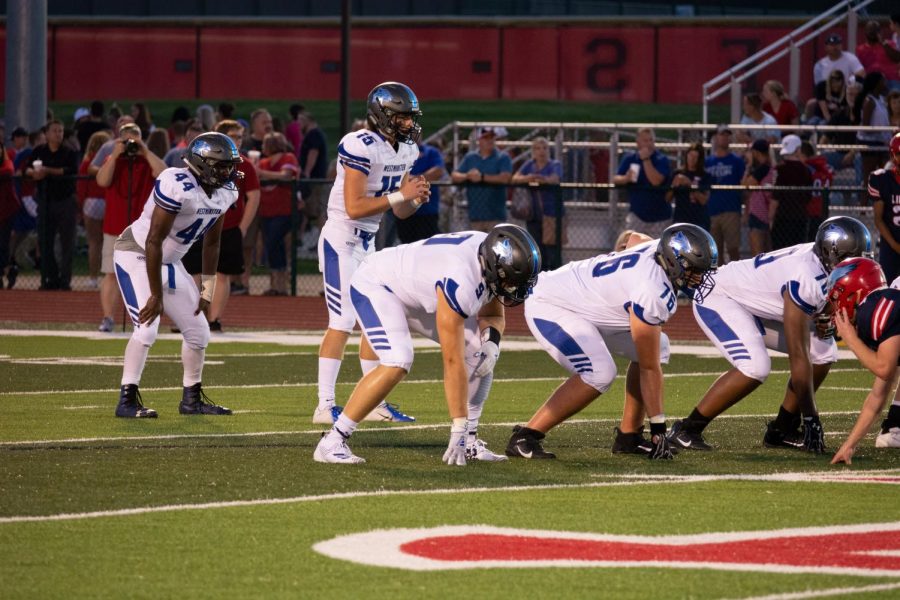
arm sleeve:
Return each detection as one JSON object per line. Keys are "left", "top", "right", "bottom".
{"left": 499, "top": 153, "right": 512, "bottom": 174}
{"left": 868, "top": 171, "right": 884, "bottom": 202}
{"left": 551, "top": 160, "right": 563, "bottom": 178}
{"left": 628, "top": 281, "right": 673, "bottom": 326}
{"left": 241, "top": 160, "right": 260, "bottom": 193}
{"left": 456, "top": 153, "right": 473, "bottom": 173}
{"left": 782, "top": 273, "right": 827, "bottom": 316}
{"left": 616, "top": 155, "right": 632, "bottom": 176}
{"left": 336, "top": 134, "right": 373, "bottom": 176}
{"left": 653, "top": 153, "right": 671, "bottom": 178}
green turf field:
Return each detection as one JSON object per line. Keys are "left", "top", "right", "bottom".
{"left": 2, "top": 334, "right": 899, "bottom": 599}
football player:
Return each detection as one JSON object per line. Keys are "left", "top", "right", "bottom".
{"left": 505, "top": 223, "right": 718, "bottom": 460}
{"left": 871, "top": 132, "right": 900, "bottom": 283}
{"left": 314, "top": 82, "right": 431, "bottom": 425}
{"left": 828, "top": 257, "right": 900, "bottom": 463}
{"left": 313, "top": 224, "right": 541, "bottom": 464}
{"left": 113, "top": 132, "right": 241, "bottom": 418}
{"left": 668, "top": 216, "right": 871, "bottom": 453}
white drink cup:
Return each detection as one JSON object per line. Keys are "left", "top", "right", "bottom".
{"left": 247, "top": 150, "right": 261, "bottom": 165}
{"left": 628, "top": 162, "right": 640, "bottom": 182}
{"left": 32, "top": 159, "right": 43, "bottom": 171}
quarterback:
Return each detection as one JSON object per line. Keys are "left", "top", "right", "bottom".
{"left": 113, "top": 133, "right": 242, "bottom": 418}
{"left": 314, "top": 81, "right": 430, "bottom": 425}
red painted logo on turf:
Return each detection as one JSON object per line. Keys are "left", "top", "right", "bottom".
{"left": 313, "top": 523, "right": 900, "bottom": 575}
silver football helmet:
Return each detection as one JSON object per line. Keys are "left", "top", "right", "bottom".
{"left": 478, "top": 224, "right": 542, "bottom": 307}
{"left": 656, "top": 223, "right": 719, "bottom": 303}
{"left": 366, "top": 82, "right": 422, "bottom": 145}
{"left": 184, "top": 132, "right": 242, "bottom": 188}
{"left": 814, "top": 216, "right": 873, "bottom": 272}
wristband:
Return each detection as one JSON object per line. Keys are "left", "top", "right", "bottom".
{"left": 200, "top": 274, "right": 216, "bottom": 303}
{"left": 387, "top": 191, "right": 405, "bottom": 209}
{"left": 481, "top": 326, "right": 502, "bottom": 347}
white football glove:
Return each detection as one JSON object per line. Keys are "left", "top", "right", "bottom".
{"left": 442, "top": 421, "right": 468, "bottom": 466}
{"left": 472, "top": 341, "right": 500, "bottom": 378}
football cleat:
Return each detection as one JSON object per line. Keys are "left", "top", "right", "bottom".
{"left": 115, "top": 384, "right": 158, "bottom": 418}
{"left": 179, "top": 383, "right": 232, "bottom": 415}
{"left": 312, "top": 404, "right": 343, "bottom": 424}
{"left": 363, "top": 401, "right": 416, "bottom": 422}
{"left": 667, "top": 419, "right": 713, "bottom": 451}
{"left": 505, "top": 425, "right": 556, "bottom": 459}
{"left": 611, "top": 426, "right": 654, "bottom": 455}
{"left": 466, "top": 438, "right": 509, "bottom": 462}
{"left": 314, "top": 434, "right": 366, "bottom": 464}
{"left": 875, "top": 427, "right": 900, "bottom": 448}
{"left": 763, "top": 420, "right": 805, "bottom": 450}
{"left": 98, "top": 316, "right": 115, "bottom": 333}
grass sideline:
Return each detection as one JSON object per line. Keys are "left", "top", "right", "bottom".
{"left": 2, "top": 333, "right": 899, "bottom": 598}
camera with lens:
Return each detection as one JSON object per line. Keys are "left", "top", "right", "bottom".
{"left": 123, "top": 139, "right": 140, "bottom": 157}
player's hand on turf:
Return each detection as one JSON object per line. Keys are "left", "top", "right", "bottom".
{"left": 139, "top": 295, "right": 164, "bottom": 325}
{"left": 472, "top": 340, "right": 500, "bottom": 378}
{"left": 442, "top": 422, "right": 468, "bottom": 466}
{"left": 195, "top": 298, "right": 211, "bottom": 318}
{"left": 802, "top": 415, "right": 827, "bottom": 454}
{"left": 830, "top": 442, "right": 854, "bottom": 465}
{"left": 648, "top": 432, "right": 674, "bottom": 460}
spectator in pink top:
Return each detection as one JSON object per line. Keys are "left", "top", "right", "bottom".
{"left": 857, "top": 20, "right": 900, "bottom": 92}
{"left": 284, "top": 103, "right": 306, "bottom": 160}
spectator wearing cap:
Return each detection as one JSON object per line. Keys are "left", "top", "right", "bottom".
{"left": 741, "top": 138, "right": 775, "bottom": 257}
{"left": 451, "top": 127, "right": 512, "bottom": 232}
{"left": 704, "top": 125, "right": 744, "bottom": 264}
{"left": 799, "top": 141, "right": 833, "bottom": 241}
{"left": 770, "top": 134, "right": 812, "bottom": 250}
{"left": 814, "top": 34, "right": 865, "bottom": 87}
{"left": 856, "top": 20, "right": 900, "bottom": 92}
{"left": 611, "top": 127, "right": 671, "bottom": 239}
{"left": 761, "top": 80, "right": 800, "bottom": 128}
{"left": 73, "top": 107, "right": 90, "bottom": 127}
{"left": 737, "top": 93, "right": 781, "bottom": 144}
{"left": 75, "top": 101, "right": 110, "bottom": 153}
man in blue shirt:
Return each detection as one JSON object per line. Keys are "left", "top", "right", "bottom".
{"left": 397, "top": 141, "right": 445, "bottom": 243}
{"left": 612, "top": 128, "right": 671, "bottom": 239}
{"left": 451, "top": 127, "right": 512, "bottom": 231}
{"left": 705, "top": 125, "right": 746, "bottom": 265}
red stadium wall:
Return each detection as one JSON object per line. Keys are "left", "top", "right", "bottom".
{"left": 1, "top": 23, "right": 830, "bottom": 104}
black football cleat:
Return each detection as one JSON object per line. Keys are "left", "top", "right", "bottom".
{"left": 763, "top": 420, "right": 804, "bottom": 449}
{"left": 611, "top": 426, "right": 655, "bottom": 455}
{"left": 667, "top": 419, "right": 713, "bottom": 451}
{"left": 115, "top": 384, "right": 158, "bottom": 418}
{"left": 179, "top": 383, "right": 232, "bottom": 415}
{"left": 505, "top": 425, "right": 556, "bottom": 459}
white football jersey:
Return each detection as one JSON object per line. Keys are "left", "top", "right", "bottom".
{"left": 129, "top": 167, "right": 238, "bottom": 264}
{"left": 328, "top": 128, "right": 419, "bottom": 233}
{"left": 364, "top": 231, "right": 490, "bottom": 319}
{"left": 713, "top": 243, "right": 828, "bottom": 321}
{"left": 529, "top": 240, "right": 677, "bottom": 330}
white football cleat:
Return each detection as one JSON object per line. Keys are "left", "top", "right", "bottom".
{"left": 313, "top": 435, "right": 366, "bottom": 464}
{"left": 465, "top": 438, "right": 509, "bottom": 462}
{"left": 875, "top": 427, "right": 900, "bottom": 448}
{"left": 312, "top": 404, "right": 343, "bottom": 425}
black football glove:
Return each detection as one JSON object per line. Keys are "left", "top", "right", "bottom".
{"left": 802, "top": 415, "right": 826, "bottom": 454}
{"left": 648, "top": 432, "right": 675, "bottom": 460}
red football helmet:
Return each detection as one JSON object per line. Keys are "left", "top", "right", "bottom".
{"left": 826, "top": 257, "right": 887, "bottom": 322}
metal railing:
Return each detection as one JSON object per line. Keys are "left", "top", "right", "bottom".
{"left": 700, "top": 0, "right": 876, "bottom": 123}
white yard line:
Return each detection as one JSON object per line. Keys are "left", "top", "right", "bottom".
{"left": 1, "top": 470, "right": 897, "bottom": 525}
{"left": 726, "top": 581, "right": 900, "bottom": 600}
{"left": 0, "top": 412, "right": 862, "bottom": 447}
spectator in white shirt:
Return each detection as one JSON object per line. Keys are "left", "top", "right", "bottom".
{"left": 737, "top": 93, "right": 781, "bottom": 144}
{"left": 814, "top": 34, "right": 865, "bottom": 87}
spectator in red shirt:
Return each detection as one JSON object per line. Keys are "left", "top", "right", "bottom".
{"left": 181, "top": 120, "right": 261, "bottom": 331}
{"left": 256, "top": 132, "right": 299, "bottom": 295}
{"left": 94, "top": 123, "right": 167, "bottom": 332}
{"left": 762, "top": 80, "right": 800, "bottom": 128}
{"left": 799, "top": 141, "right": 834, "bottom": 241}
{"left": 77, "top": 130, "right": 111, "bottom": 289}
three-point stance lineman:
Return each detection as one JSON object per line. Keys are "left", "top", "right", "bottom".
{"left": 314, "top": 81, "right": 430, "bottom": 425}
{"left": 113, "top": 132, "right": 241, "bottom": 418}
{"left": 668, "top": 216, "right": 871, "bottom": 452}
{"left": 314, "top": 224, "right": 541, "bottom": 464}
{"left": 506, "top": 223, "right": 718, "bottom": 460}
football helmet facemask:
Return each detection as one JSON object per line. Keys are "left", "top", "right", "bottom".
{"left": 814, "top": 215, "right": 872, "bottom": 273}
{"left": 478, "top": 224, "right": 542, "bottom": 307}
{"left": 184, "top": 132, "right": 242, "bottom": 189}
{"left": 655, "top": 223, "right": 719, "bottom": 303}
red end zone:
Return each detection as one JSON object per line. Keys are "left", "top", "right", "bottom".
{"left": 313, "top": 523, "right": 900, "bottom": 576}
